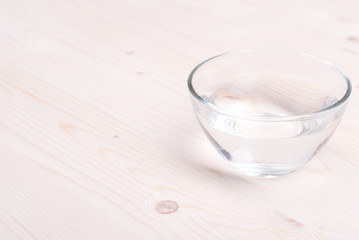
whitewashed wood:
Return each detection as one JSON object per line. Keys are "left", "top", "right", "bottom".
{"left": 0, "top": 0, "right": 359, "bottom": 239}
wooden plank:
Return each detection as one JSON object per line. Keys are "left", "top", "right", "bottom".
{"left": 0, "top": 0, "right": 358, "bottom": 239}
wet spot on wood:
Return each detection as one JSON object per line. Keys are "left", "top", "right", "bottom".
{"left": 155, "top": 200, "right": 178, "bottom": 214}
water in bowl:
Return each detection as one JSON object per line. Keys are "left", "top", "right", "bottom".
{"left": 197, "top": 85, "right": 339, "bottom": 177}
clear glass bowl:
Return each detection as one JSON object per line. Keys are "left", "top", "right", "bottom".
{"left": 188, "top": 50, "right": 351, "bottom": 178}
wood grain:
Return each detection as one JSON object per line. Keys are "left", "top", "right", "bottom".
{"left": 0, "top": 0, "right": 359, "bottom": 239}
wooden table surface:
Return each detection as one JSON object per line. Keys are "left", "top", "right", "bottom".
{"left": 1, "top": 0, "right": 359, "bottom": 239}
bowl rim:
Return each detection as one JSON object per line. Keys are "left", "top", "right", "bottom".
{"left": 187, "top": 50, "right": 352, "bottom": 122}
